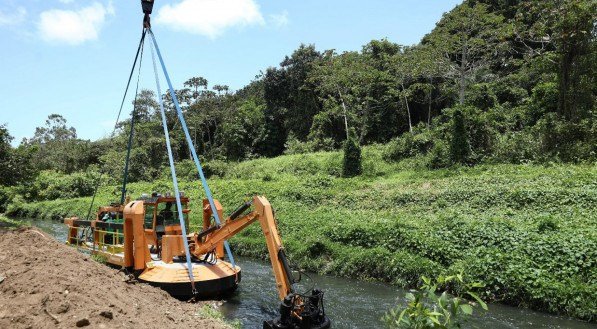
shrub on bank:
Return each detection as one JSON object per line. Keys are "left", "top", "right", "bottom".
{"left": 0, "top": 186, "right": 10, "bottom": 213}
{"left": 342, "top": 129, "right": 362, "bottom": 177}
{"left": 15, "top": 170, "right": 98, "bottom": 202}
{"left": 383, "top": 125, "right": 433, "bottom": 162}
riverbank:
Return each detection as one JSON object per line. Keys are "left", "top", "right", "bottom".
{"left": 17, "top": 217, "right": 595, "bottom": 329}
{"left": 5, "top": 154, "right": 597, "bottom": 321}
{"left": 0, "top": 214, "right": 26, "bottom": 229}
{"left": 0, "top": 226, "right": 233, "bottom": 329}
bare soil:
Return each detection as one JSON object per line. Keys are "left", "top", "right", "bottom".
{"left": 0, "top": 227, "right": 229, "bottom": 329}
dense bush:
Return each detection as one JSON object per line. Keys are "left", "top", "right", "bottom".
{"left": 202, "top": 159, "right": 230, "bottom": 178}
{"left": 342, "top": 129, "right": 363, "bottom": 177}
{"left": 383, "top": 126, "right": 434, "bottom": 162}
{"left": 284, "top": 136, "right": 335, "bottom": 155}
{"left": 0, "top": 186, "right": 10, "bottom": 213}
{"left": 427, "top": 140, "right": 451, "bottom": 169}
{"left": 450, "top": 109, "right": 471, "bottom": 165}
{"left": 537, "top": 114, "right": 596, "bottom": 163}
{"left": 492, "top": 130, "right": 540, "bottom": 163}
{"left": 16, "top": 170, "right": 98, "bottom": 202}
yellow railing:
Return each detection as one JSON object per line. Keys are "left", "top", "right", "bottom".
{"left": 95, "top": 228, "right": 125, "bottom": 254}
{"left": 66, "top": 224, "right": 124, "bottom": 255}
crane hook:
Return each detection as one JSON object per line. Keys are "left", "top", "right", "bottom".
{"left": 141, "top": 0, "right": 154, "bottom": 28}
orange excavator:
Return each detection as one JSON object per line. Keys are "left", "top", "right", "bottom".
{"left": 64, "top": 1, "right": 331, "bottom": 327}
{"left": 65, "top": 194, "right": 330, "bottom": 328}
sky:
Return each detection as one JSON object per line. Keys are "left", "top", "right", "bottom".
{"left": 0, "top": 0, "right": 462, "bottom": 145}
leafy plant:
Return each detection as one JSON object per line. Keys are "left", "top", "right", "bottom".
{"left": 91, "top": 253, "right": 108, "bottom": 264}
{"left": 383, "top": 127, "right": 433, "bottom": 162}
{"left": 197, "top": 304, "right": 242, "bottom": 329}
{"left": 384, "top": 272, "right": 488, "bottom": 329}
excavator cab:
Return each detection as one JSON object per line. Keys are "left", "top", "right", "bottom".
{"left": 137, "top": 193, "right": 190, "bottom": 254}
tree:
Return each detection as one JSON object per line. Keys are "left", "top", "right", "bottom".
{"left": 222, "top": 98, "right": 266, "bottom": 160}
{"left": 263, "top": 44, "right": 323, "bottom": 144}
{"left": 425, "top": 2, "right": 508, "bottom": 105}
{"left": 0, "top": 124, "right": 14, "bottom": 185}
{"left": 361, "top": 39, "right": 404, "bottom": 143}
{"left": 409, "top": 44, "right": 450, "bottom": 127}
{"left": 0, "top": 125, "right": 38, "bottom": 186}
{"left": 508, "top": 0, "right": 595, "bottom": 122}
{"left": 24, "top": 114, "right": 83, "bottom": 173}
{"left": 29, "top": 114, "right": 77, "bottom": 144}
{"left": 184, "top": 76, "right": 208, "bottom": 100}
{"left": 133, "top": 89, "right": 159, "bottom": 123}
{"left": 309, "top": 50, "right": 371, "bottom": 141}
{"left": 389, "top": 47, "right": 417, "bottom": 132}
{"left": 213, "top": 84, "right": 229, "bottom": 96}
{"left": 553, "top": 0, "right": 595, "bottom": 121}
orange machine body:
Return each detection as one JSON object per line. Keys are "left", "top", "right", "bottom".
{"left": 63, "top": 193, "right": 240, "bottom": 297}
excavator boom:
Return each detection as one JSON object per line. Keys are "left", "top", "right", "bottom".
{"left": 193, "top": 196, "right": 293, "bottom": 299}
{"left": 193, "top": 196, "right": 330, "bottom": 329}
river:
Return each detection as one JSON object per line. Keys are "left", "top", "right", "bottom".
{"left": 22, "top": 217, "right": 595, "bottom": 329}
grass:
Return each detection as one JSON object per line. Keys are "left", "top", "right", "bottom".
{"left": 6, "top": 146, "right": 597, "bottom": 321}
{"left": 0, "top": 213, "right": 28, "bottom": 229}
{"left": 197, "top": 304, "right": 242, "bottom": 329}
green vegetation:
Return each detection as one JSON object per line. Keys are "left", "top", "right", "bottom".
{"left": 449, "top": 109, "right": 469, "bottom": 165}
{"left": 90, "top": 253, "right": 108, "bottom": 264}
{"left": 197, "top": 304, "right": 242, "bottom": 329}
{"left": 5, "top": 149, "right": 596, "bottom": 321}
{"left": 0, "top": 214, "right": 27, "bottom": 229}
{"left": 342, "top": 129, "right": 362, "bottom": 177}
{"left": 384, "top": 273, "right": 488, "bottom": 328}
{"left": 0, "top": 0, "right": 595, "bottom": 324}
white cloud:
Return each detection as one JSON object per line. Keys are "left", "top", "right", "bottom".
{"left": 38, "top": 2, "right": 114, "bottom": 45}
{"left": 155, "top": 0, "right": 264, "bottom": 38}
{"left": 0, "top": 7, "right": 26, "bottom": 26}
{"left": 269, "top": 10, "right": 289, "bottom": 28}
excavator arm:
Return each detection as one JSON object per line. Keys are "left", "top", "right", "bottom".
{"left": 192, "top": 196, "right": 294, "bottom": 299}
{"left": 192, "top": 195, "right": 330, "bottom": 329}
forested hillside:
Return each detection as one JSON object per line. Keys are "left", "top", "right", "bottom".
{"left": 0, "top": 0, "right": 595, "bottom": 207}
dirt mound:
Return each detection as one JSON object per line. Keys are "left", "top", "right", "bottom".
{"left": 0, "top": 227, "right": 229, "bottom": 329}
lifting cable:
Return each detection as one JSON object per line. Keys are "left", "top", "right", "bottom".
{"left": 120, "top": 32, "right": 146, "bottom": 205}
{"left": 148, "top": 28, "right": 238, "bottom": 275}
{"left": 85, "top": 28, "right": 147, "bottom": 220}
{"left": 149, "top": 38, "right": 197, "bottom": 295}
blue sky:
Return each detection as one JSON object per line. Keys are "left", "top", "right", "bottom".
{"left": 0, "top": 0, "right": 461, "bottom": 145}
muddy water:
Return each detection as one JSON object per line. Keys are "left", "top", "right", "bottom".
{"left": 23, "top": 218, "right": 595, "bottom": 329}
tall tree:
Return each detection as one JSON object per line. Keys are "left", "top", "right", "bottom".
{"left": 553, "top": 0, "right": 595, "bottom": 121}
{"left": 184, "top": 76, "right": 208, "bottom": 100}
{"left": 24, "top": 114, "right": 84, "bottom": 173}
{"left": 361, "top": 39, "right": 403, "bottom": 142}
{"left": 29, "top": 114, "right": 77, "bottom": 144}
{"left": 309, "top": 50, "right": 371, "bottom": 140}
{"left": 279, "top": 44, "right": 323, "bottom": 141}
{"left": 0, "top": 125, "right": 38, "bottom": 186}
{"left": 425, "top": 2, "right": 508, "bottom": 105}
{"left": 0, "top": 124, "right": 13, "bottom": 185}
{"left": 389, "top": 47, "right": 417, "bottom": 132}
